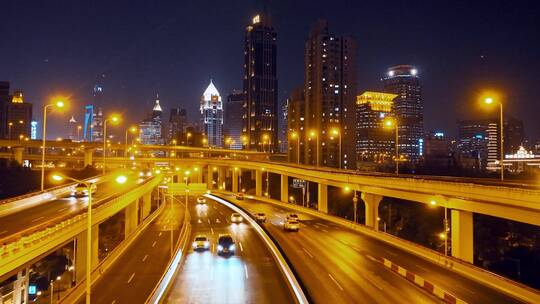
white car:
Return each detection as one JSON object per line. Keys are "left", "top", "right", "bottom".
{"left": 196, "top": 196, "right": 207, "bottom": 204}
{"left": 254, "top": 212, "right": 266, "bottom": 223}
{"left": 192, "top": 235, "right": 210, "bottom": 251}
{"left": 286, "top": 213, "right": 299, "bottom": 221}
{"left": 230, "top": 213, "right": 243, "bottom": 223}
{"left": 71, "top": 183, "right": 97, "bottom": 197}
{"left": 284, "top": 219, "right": 300, "bottom": 231}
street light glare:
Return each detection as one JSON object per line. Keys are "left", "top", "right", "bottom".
{"left": 115, "top": 175, "right": 128, "bottom": 184}
{"left": 51, "top": 174, "right": 63, "bottom": 182}
{"left": 55, "top": 100, "right": 65, "bottom": 108}
{"left": 484, "top": 97, "right": 494, "bottom": 104}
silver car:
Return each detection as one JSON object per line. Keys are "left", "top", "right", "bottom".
{"left": 284, "top": 219, "right": 300, "bottom": 231}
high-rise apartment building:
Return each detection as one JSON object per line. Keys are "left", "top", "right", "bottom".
{"left": 457, "top": 119, "right": 491, "bottom": 170}
{"left": 139, "top": 95, "right": 163, "bottom": 145}
{"left": 355, "top": 91, "right": 397, "bottom": 163}
{"left": 287, "top": 87, "right": 305, "bottom": 163}
{"left": 68, "top": 115, "right": 78, "bottom": 141}
{"left": 304, "top": 20, "right": 357, "bottom": 169}
{"left": 279, "top": 98, "right": 288, "bottom": 153}
{"left": 168, "top": 107, "right": 187, "bottom": 143}
{"left": 382, "top": 65, "right": 424, "bottom": 163}
{"left": 91, "top": 81, "right": 105, "bottom": 142}
{"left": 200, "top": 80, "right": 223, "bottom": 148}
{"left": 225, "top": 90, "right": 244, "bottom": 150}
{"left": 0, "top": 86, "right": 32, "bottom": 140}
{"left": 242, "top": 13, "right": 278, "bottom": 152}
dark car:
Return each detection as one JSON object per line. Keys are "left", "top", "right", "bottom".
{"left": 217, "top": 234, "right": 235, "bottom": 256}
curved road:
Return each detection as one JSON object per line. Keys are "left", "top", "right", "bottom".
{"left": 165, "top": 196, "right": 294, "bottom": 303}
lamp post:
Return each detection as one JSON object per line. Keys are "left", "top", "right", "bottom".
{"left": 185, "top": 132, "right": 192, "bottom": 146}
{"left": 352, "top": 191, "right": 358, "bottom": 223}
{"left": 308, "top": 130, "right": 319, "bottom": 167}
{"left": 484, "top": 97, "right": 504, "bottom": 181}
{"left": 290, "top": 131, "right": 300, "bottom": 164}
{"left": 103, "top": 115, "right": 121, "bottom": 174}
{"left": 429, "top": 199, "right": 449, "bottom": 256}
{"left": 383, "top": 118, "right": 399, "bottom": 175}
{"left": 330, "top": 128, "right": 341, "bottom": 169}
{"left": 8, "top": 122, "right": 13, "bottom": 139}
{"left": 77, "top": 125, "right": 82, "bottom": 142}
{"left": 41, "top": 100, "right": 65, "bottom": 191}
{"left": 125, "top": 126, "right": 137, "bottom": 159}
{"left": 51, "top": 173, "right": 127, "bottom": 303}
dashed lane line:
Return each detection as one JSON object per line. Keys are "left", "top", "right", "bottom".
{"left": 152, "top": 241, "right": 157, "bottom": 247}
{"left": 244, "top": 264, "right": 249, "bottom": 279}
{"left": 31, "top": 216, "right": 45, "bottom": 223}
{"left": 127, "top": 273, "right": 135, "bottom": 284}
{"left": 142, "top": 254, "right": 149, "bottom": 262}
{"left": 302, "top": 247, "right": 314, "bottom": 258}
{"left": 328, "top": 273, "right": 344, "bottom": 291}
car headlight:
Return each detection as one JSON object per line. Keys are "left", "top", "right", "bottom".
{"left": 229, "top": 244, "right": 235, "bottom": 251}
{"left": 217, "top": 245, "right": 223, "bottom": 251}
{"left": 204, "top": 241, "right": 209, "bottom": 247}
{"left": 192, "top": 242, "right": 197, "bottom": 248}
{"left": 139, "top": 172, "right": 144, "bottom": 177}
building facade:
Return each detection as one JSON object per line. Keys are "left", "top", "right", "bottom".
{"left": 355, "top": 91, "right": 397, "bottom": 164}
{"left": 139, "top": 95, "right": 163, "bottom": 145}
{"left": 382, "top": 65, "right": 424, "bottom": 164}
{"left": 287, "top": 87, "right": 305, "bottom": 163}
{"left": 168, "top": 107, "right": 187, "bottom": 143}
{"left": 0, "top": 86, "right": 32, "bottom": 140}
{"left": 225, "top": 90, "right": 244, "bottom": 150}
{"left": 200, "top": 80, "right": 223, "bottom": 148}
{"left": 242, "top": 13, "right": 278, "bottom": 152}
{"left": 304, "top": 19, "right": 357, "bottom": 169}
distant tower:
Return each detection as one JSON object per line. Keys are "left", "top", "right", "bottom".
{"left": 139, "top": 94, "right": 164, "bottom": 145}
{"left": 68, "top": 115, "right": 77, "bottom": 140}
{"left": 225, "top": 90, "right": 244, "bottom": 150}
{"left": 200, "top": 80, "right": 223, "bottom": 147}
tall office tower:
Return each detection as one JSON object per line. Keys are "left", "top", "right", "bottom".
{"left": 168, "top": 107, "right": 187, "bottom": 143}
{"left": 304, "top": 19, "right": 357, "bottom": 169}
{"left": 486, "top": 122, "right": 499, "bottom": 171}
{"left": 457, "top": 119, "right": 491, "bottom": 170}
{"left": 225, "top": 90, "right": 244, "bottom": 150}
{"left": 504, "top": 116, "right": 525, "bottom": 153}
{"left": 382, "top": 65, "right": 424, "bottom": 164}
{"left": 287, "top": 87, "right": 305, "bottom": 163}
{"left": 91, "top": 107, "right": 104, "bottom": 142}
{"left": 0, "top": 89, "right": 32, "bottom": 140}
{"left": 279, "top": 98, "right": 288, "bottom": 153}
{"left": 139, "top": 95, "right": 164, "bottom": 145}
{"left": 200, "top": 80, "right": 223, "bottom": 148}
{"left": 242, "top": 13, "right": 278, "bottom": 152}
{"left": 68, "top": 115, "right": 78, "bottom": 140}
{"left": 355, "top": 91, "right": 397, "bottom": 164}
{"left": 83, "top": 105, "right": 94, "bottom": 141}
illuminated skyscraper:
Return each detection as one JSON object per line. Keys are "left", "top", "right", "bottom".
{"left": 68, "top": 115, "right": 77, "bottom": 141}
{"left": 168, "top": 107, "right": 187, "bottom": 143}
{"left": 0, "top": 86, "right": 32, "bottom": 140}
{"left": 242, "top": 13, "right": 278, "bottom": 151}
{"left": 139, "top": 95, "right": 164, "bottom": 145}
{"left": 382, "top": 65, "right": 424, "bottom": 163}
{"left": 304, "top": 19, "right": 357, "bottom": 169}
{"left": 83, "top": 105, "right": 94, "bottom": 141}
{"left": 355, "top": 91, "right": 397, "bottom": 164}
{"left": 200, "top": 80, "right": 223, "bottom": 148}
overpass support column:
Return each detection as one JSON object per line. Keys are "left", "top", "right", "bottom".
{"left": 451, "top": 210, "right": 474, "bottom": 263}
{"left": 317, "top": 183, "right": 328, "bottom": 213}
{"left": 13, "top": 267, "right": 29, "bottom": 304}
{"left": 218, "top": 167, "right": 226, "bottom": 189}
{"left": 74, "top": 225, "right": 99, "bottom": 283}
{"left": 84, "top": 148, "right": 94, "bottom": 167}
{"left": 232, "top": 168, "right": 239, "bottom": 193}
{"left": 141, "top": 192, "right": 151, "bottom": 220}
{"left": 255, "top": 170, "right": 263, "bottom": 197}
{"left": 12, "top": 146, "right": 24, "bottom": 165}
{"left": 125, "top": 201, "right": 139, "bottom": 236}
{"left": 196, "top": 169, "right": 203, "bottom": 183}
{"left": 280, "top": 174, "right": 288, "bottom": 203}
{"left": 362, "top": 193, "right": 382, "bottom": 230}
{"left": 207, "top": 166, "right": 214, "bottom": 189}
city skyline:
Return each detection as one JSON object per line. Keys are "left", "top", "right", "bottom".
{"left": 1, "top": 1, "right": 539, "bottom": 141}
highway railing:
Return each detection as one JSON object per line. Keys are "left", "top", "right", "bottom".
{"left": 146, "top": 195, "right": 191, "bottom": 303}
{"left": 226, "top": 192, "right": 540, "bottom": 304}
{"left": 0, "top": 176, "right": 161, "bottom": 277}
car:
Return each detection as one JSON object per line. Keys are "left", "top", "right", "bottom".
{"left": 284, "top": 219, "right": 300, "bottom": 231}
{"left": 217, "top": 234, "right": 235, "bottom": 255}
{"left": 192, "top": 235, "right": 210, "bottom": 251}
{"left": 235, "top": 192, "right": 244, "bottom": 200}
{"left": 196, "top": 196, "right": 207, "bottom": 204}
{"left": 254, "top": 212, "right": 266, "bottom": 223}
{"left": 230, "top": 213, "right": 243, "bottom": 223}
{"left": 139, "top": 170, "right": 152, "bottom": 177}
{"left": 286, "top": 213, "right": 299, "bottom": 221}
{"left": 71, "top": 183, "right": 97, "bottom": 197}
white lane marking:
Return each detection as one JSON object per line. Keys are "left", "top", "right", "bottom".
{"left": 57, "top": 207, "right": 68, "bottom": 212}
{"left": 328, "top": 273, "right": 344, "bottom": 291}
{"left": 219, "top": 211, "right": 224, "bottom": 216}
{"left": 111, "top": 300, "right": 116, "bottom": 304}
{"left": 213, "top": 206, "right": 217, "bottom": 210}
{"left": 211, "top": 227, "right": 214, "bottom": 235}
{"left": 127, "top": 273, "right": 135, "bottom": 284}
{"left": 216, "top": 219, "right": 221, "bottom": 223}
{"left": 321, "top": 228, "right": 329, "bottom": 233}
{"left": 142, "top": 254, "right": 148, "bottom": 262}
{"left": 152, "top": 241, "right": 157, "bottom": 247}
{"left": 239, "top": 242, "right": 244, "bottom": 252}
{"left": 415, "top": 264, "right": 428, "bottom": 272}
{"left": 31, "top": 216, "right": 45, "bottom": 223}
{"left": 244, "top": 264, "right": 249, "bottom": 279}
{"left": 225, "top": 218, "right": 229, "bottom": 223}
{"left": 0, "top": 230, "right": 8, "bottom": 236}
{"left": 302, "top": 247, "right": 314, "bottom": 259}
{"left": 366, "top": 272, "right": 384, "bottom": 291}
{"left": 158, "top": 232, "right": 162, "bottom": 237}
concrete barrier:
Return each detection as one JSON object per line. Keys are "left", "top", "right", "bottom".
{"left": 215, "top": 191, "right": 540, "bottom": 304}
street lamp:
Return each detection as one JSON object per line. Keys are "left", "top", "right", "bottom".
{"left": 429, "top": 199, "right": 449, "bottom": 256}
{"left": 50, "top": 172, "right": 127, "bottom": 303}
{"left": 185, "top": 132, "right": 192, "bottom": 146}
{"left": 330, "top": 128, "right": 341, "bottom": 169}
{"left": 308, "top": 130, "right": 319, "bottom": 167}
{"left": 484, "top": 96, "right": 504, "bottom": 181}
{"left": 41, "top": 100, "right": 65, "bottom": 191}
{"left": 125, "top": 126, "right": 137, "bottom": 159}
{"left": 103, "top": 114, "right": 121, "bottom": 174}
{"left": 290, "top": 131, "right": 300, "bottom": 164}
{"left": 77, "top": 125, "right": 83, "bottom": 142}
{"left": 262, "top": 134, "right": 270, "bottom": 153}
{"left": 383, "top": 117, "right": 399, "bottom": 175}
{"left": 50, "top": 275, "right": 62, "bottom": 303}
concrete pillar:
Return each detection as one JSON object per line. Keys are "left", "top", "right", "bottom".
{"left": 451, "top": 209, "right": 474, "bottom": 263}
{"left": 317, "top": 183, "right": 328, "bottom": 213}
{"left": 196, "top": 169, "right": 203, "bottom": 183}
{"left": 12, "top": 146, "right": 24, "bottom": 165}
{"left": 232, "top": 168, "right": 239, "bottom": 193}
{"left": 218, "top": 167, "right": 226, "bottom": 189}
{"left": 84, "top": 148, "right": 94, "bottom": 167}
{"left": 280, "top": 174, "right": 288, "bottom": 203}
{"left": 125, "top": 201, "right": 139, "bottom": 236}
{"left": 361, "top": 193, "right": 383, "bottom": 230}
{"left": 74, "top": 225, "right": 99, "bottom": 283}
{"left": 13, "top": 267, "right": 29, "bottom": 304}
{"left": 141, "top": 193, "right": 151, "bottom": 220}
{"left": 255, "top": 170, "right": 263, "bottom": 197}
{"left": 207, "top": 166, "right": 214, "bottom": 189}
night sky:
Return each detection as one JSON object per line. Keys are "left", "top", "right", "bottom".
{"left": 1, "top": 1, "right": 539, "bottom": 141}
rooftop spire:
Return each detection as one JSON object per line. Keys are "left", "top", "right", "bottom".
{"left": 153, "top": 93, "right": 162, "bottom": 112}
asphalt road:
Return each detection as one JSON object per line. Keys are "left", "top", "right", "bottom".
{"left": 165, "top": 196, "right": 295, "bottom": 303}
{"left": 221, "top": 194, "right": 523, "bottom": 304}
{"left": 82, "top": 195, "right": 184, "bottom": 304}
{"left": 0, "top": 174, "right": 145, "bottom": 241}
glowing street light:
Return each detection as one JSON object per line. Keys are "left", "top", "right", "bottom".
{"left": 383, "top": 117, "right": 399, "bottom": 175}
{"left": 330, "top": 128, "right": 342, "bottom": 169}
{"left": 40, "top": 99, "right": 66, "bottom": 191}
{"left": 308, "top": 130, "right": 319, "bottom": 167}
{"left": 289, "top": 131, "right": 300, "bottom": 164}
{"left": 125, "top": 125, "right": 138, "bottom": 159}
{"left": 103, "top": 114, "right": 121, "bottom": 174}
{"left": 483, "top": 95, "right": 504, "bottom": 181}
{"left": 428, "top": 198, "right": 449, "bottom": 256}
